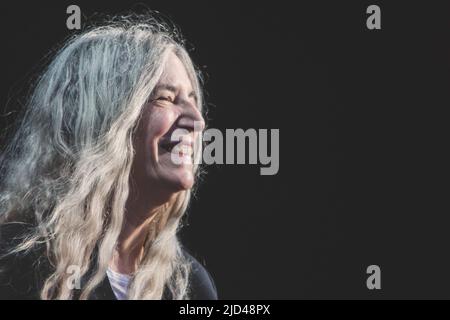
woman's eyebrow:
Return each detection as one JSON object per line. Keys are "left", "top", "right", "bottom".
{"left": 154, "top": 84, "right": 178, "bottom": 93}
{"left": 154, "top": 84, "right": 197, "bottom": 99}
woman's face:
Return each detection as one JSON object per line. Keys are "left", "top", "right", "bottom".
{"left": 133, "top": 51, "right": 205, "bottom": 194}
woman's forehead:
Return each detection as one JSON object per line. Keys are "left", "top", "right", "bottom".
{"left": 157, "top": 52, "right": 194, "bottom": 91}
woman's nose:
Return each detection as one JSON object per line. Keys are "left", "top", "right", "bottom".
{"left": 177, "top": 102, "right": 205, "bottom": 132}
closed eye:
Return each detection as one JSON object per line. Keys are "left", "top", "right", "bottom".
{"left": 157, "top": 96, "right": 173, "bottom": 102}
{"left": 188, "top": 91, "right": 198, "bottom": 102}
{"left": 151, "top": 95, "right": 175, "bottom": 103}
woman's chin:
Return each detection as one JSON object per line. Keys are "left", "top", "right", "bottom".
{"left": 161, "top": 168, "right": 195, "bottom": 192}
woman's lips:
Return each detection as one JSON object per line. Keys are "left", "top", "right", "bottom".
{"left": 158, "top": 137, "right": 194, "bottom": 159}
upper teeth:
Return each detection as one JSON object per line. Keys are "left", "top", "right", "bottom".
{"left": 175, "top": 144, "right": 193, "bottom": 156}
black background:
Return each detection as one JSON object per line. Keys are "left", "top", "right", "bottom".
{"left": 1, "top": 0, "right": 450, "bottom": 299}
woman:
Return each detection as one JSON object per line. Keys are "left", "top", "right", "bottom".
{"left": 0, "top": 14, "right": 217, "bottom": 300}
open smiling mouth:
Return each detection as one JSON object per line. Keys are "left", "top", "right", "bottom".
{"left": 158, "top": 138, "right": 194, "bottom": 158}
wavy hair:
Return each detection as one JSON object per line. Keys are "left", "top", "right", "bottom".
{"left": 0, "top": 13, "right": 205, "bottom": 299}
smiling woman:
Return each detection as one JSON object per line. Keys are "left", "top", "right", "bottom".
{"left": 0, "top": 13, "right": 217, "bottom": 300}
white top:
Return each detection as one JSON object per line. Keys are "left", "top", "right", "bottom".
{"left": 106, "top": 267, "right": 132, "bottom": 300}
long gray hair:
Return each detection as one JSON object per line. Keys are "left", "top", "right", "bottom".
{"left": 0, "top": 14, "right": 205, "bottom": 299}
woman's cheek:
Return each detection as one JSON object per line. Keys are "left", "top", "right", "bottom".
{"left": 148, "top": 107, "right": 177, "bottom": 138}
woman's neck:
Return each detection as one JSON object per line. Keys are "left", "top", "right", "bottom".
{"left": 109, "top": 190, "right": 178, "bottom": 274}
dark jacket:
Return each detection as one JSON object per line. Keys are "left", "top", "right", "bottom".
{"left": 0, "top": 222, "right": 218, "bottom": 300}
